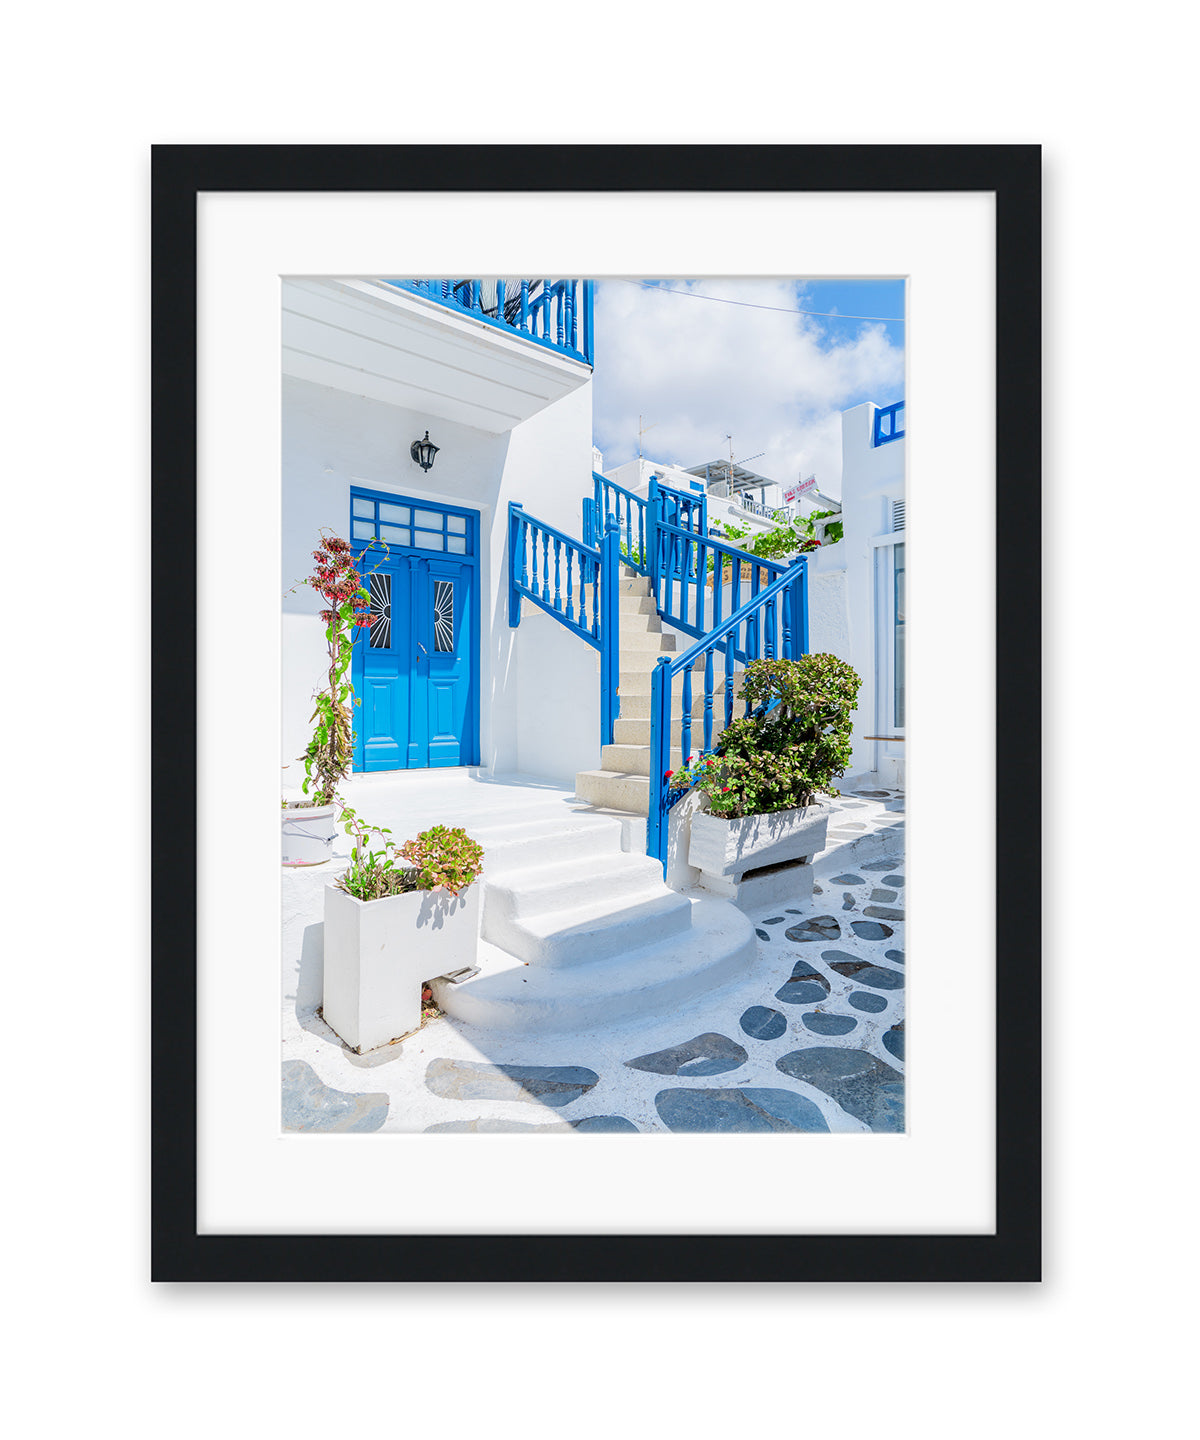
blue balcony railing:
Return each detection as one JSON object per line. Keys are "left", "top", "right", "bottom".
{"left": 873, "top": 400, "right": 905, "bottom": 446}
{"left": 383, "top": 279, "right": 594, "bottom": 367}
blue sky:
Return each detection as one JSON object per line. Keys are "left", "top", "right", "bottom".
{"left": 591, "top": 278, "right": 905, "bottom": 496}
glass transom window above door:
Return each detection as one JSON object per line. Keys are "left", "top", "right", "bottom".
{"left": 351, "top": 495, "right": 472, "bottom": 554}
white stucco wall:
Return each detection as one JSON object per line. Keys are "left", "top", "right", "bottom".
{"left": 282, "top": 371, "right": 598, "bottom": 789}
{"left": 838, "top": 402, "right": 906, "bottom": 779}
{"left": 807, "top": 543, "right": 850, "bottom": 658}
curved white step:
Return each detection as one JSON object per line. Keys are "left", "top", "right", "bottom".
{"left": 484, "top": 851, "right": 665, "bottom": 927}
{"left": 433, "top": 894, "right": 757, "bottom": 1033}
{"left": 487, "top": 884, "right": 691, "bottom": 968}
{"left": 474, "top": 813, "right": 624, "bottom": 878}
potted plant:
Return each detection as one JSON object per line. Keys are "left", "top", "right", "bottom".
{"left": 322, "top": 822, "right": 485, "bottom": 1053}
{"left": 281, "top": 533, "right": 373, "bottom": 866}
{"left": 669, "top": 653, "right": 861, "bottom": 907}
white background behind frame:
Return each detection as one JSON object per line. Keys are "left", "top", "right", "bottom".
{"left": 197, "top": 190, "right": 995, "bottom": 1236}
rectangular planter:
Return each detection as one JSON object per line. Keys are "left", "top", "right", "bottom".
{"left": 688, "top": 802, "right": 830, "bottom": 880}
{"left": 323, "top": 882, "right": 482, "bottom": 1053}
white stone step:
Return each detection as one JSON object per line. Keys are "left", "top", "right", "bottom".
{"left": 620, "top": 629, "right": 677, "bottom": 654}
{"left": 574, "top": 768, "right": 652, "bottom": 814}
{"left": 618, "top": 664, "right": 744, "bottom": 698}
{"left": 473, "top": 814, "right": 625, "bottom": 878}
{"left": 600, "top": 741, "right": 726, "bottom": 777}
{"left": 484, "top": 851, "right": 666, "bottom": 928}
{"left": 619, "top": 593, "right": 659, "bottom": 615}
{"left": 432, "top": 894, "right": 757, "bottom": 1034}
{"left": 488, "top": 882, "right": 691, "bottom": 968}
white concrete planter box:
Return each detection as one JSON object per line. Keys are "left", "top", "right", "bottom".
{"left": 688, "top": 802, "right": 830, "bottom": 910}
{"left": 323, "top": 883, "right": 482, "bottom": 1053}
{"left": 282, "top": 803, "right": 338, "bottom": 867}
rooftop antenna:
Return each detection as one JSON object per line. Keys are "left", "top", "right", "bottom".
{"left": 724, "top": 433, "right": 765, "bottom": 491}
{"left": 638, "top": 415, "right": 657, "bottom": 462}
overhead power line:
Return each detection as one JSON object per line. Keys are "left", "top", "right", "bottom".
{"left": 612, "top": 278, "right": 905, "bottom": 323}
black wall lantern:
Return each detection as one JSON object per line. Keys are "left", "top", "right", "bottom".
{"left": 410, "top": 431, "right": 439, "bottom": 472}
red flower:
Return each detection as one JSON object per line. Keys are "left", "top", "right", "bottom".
{"left": 664, "top": 770, "right": 672, "bottom": 780}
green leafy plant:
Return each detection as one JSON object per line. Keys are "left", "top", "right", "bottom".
{"left": 807, "top": 508, "right": 844, "bottom": 545}
{"left": 335, "top": 822, "right": 485, "bottom": 903}
{"left": 620, "top": 539, "right": 643, "bottom": 566}
{"left": 718, "top": 505, "right": 841, "bottom": 565}
{"left": 667, "top": 653, "right": 861, "bottom": 818}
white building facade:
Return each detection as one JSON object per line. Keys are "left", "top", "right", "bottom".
{"left": 281, "top": 278, "right": 605, "bottom": 792}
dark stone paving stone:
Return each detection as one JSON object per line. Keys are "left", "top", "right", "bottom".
{"left": 838, "top": 802, "right": 866, "bottom": 808}
{"left": 822, "top": 953, "right": 905, "bottom": 990}
{"left": 775, "top": 1048, "right": 905, "bottom": 1132}
{"left": 848, "top": 990, "right": 889, "bottom": 1013}
{"left": 425, "top": 1115, "right": 639, "bottom": 1134}
{"left": 883, "top": 1022, "right": 905, "bottom": 1062}
{"left": 762, "top": 916, "right": 787, "bottom": 925}
{"left": 842, "top": 892, "right": 856, "bottom": 911}
{"left": 883, "top": 874, "right": 905, "bottom": 887}
{"left": 281, "top": 1060, "right": 388, "bottom": 1133}
{"left": 863, "top": 905, "right": 904, "bottom": 922}
{"left": 850, "top": 919, "right": 895, "bottom": 941}
{"left": 785, "top": 915, "right": 841, "bottom": 943}
{"left": 869, "top": 888, "right": 897, "bottom": 903}
{"left": 656, "top": 1087, "right": 830, "bottom": 1133}
{"left": 861, "top": 858, "right": 903, "bottom": 871}
{"left": 885, "top": 949, "right": 905, "bottom": 965}
{"left": 424, "top": 1058, "right": 598, "bottom": 1107}
{"left": 839, "top": 822, "right": 868, "bottom": 830}
{"left": 831, "top": 873, "right": 866, "bottom": 885}
{"left": 741, "top": 1005, "right": 788, "bottom": 1040}
{"left": 775, "top": 960, "right": 831, "bottom": 1005}
{"left": 786, "top": 908, "right": 804, "bottom": 914}
{"left": 755, "top": 927, "right": 771, "bottom": 941}
{"left": 802, "top": 1012, "right": 858, "bottom": 1036}
{"left": 853, "top": 790, "right": 891, "bottom": 798}
{"left": 626, "top": 1032, "right": 748, "bottom": 1078}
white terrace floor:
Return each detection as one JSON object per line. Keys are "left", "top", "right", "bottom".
{"left": 282, "top": 770, "right": 906, "bottom": 1135}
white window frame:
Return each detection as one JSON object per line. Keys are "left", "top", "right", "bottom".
{"left": 870, "top": 530, "right": 906, "bottom": 773}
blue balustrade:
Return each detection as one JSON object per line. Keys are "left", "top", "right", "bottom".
{"left": 873, "top": 400, "right": 905, "bottom": 446}
{"left": 384, "top": 279, "right": 594, "bottom": 366}
{"left": 594, "top": 471, "right": 649, "bottom": 574}
{"left": 508, "top": 502, "right": 621, "bottom": 746}
{"left": 646, "top": 558, "right": 809, "bottom": 872}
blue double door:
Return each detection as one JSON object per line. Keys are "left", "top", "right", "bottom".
{"left": 350, "top": 490, "right": 479, "bottom": 771}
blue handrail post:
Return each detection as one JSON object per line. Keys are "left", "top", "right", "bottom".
{"left": 647, "top": 475, "right": 662, "bottom": 605}
{"left": 647, "top": 656, "right": 672, "bottom": 873}
{"left": 581, "top": 496, "right": 596, "bottom": 549}
{"left": 600, "top": 514, "right": 621, "bottom": 747}
{"left": 787, "top": 555, "right": 809, "bottom": 658}
{"left": 508, "top": 502, "right": 524, "bottom": 628}
{"left": 582, "top": 280, "right": 595, "bottom": 366}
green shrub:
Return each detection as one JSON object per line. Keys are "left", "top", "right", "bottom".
{"left": 335, "top": 824, "right": 484, "bottom": 902}
{"left": 667, "top": 653, "right": 861, "bottom": 818}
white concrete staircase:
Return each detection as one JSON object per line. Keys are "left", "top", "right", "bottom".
{"left": 431, "top": 807, "right": 756, "bottom": 1033}
{"left": 573, "top": 567, "right": 743, "bottom": 816}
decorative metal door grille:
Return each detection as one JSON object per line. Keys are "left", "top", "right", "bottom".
{"left": 368, "top": 571, "right": 391, "bottom": 648}
{"left": 433, "top": 580, "right": 454, "bottom": 651}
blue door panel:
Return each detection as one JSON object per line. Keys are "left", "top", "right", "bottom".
{"left": 350, "top": 491, "right": 478, "bottom": 772}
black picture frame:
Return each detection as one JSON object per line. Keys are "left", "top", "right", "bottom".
{"left": 151, "top": 143, "right": 1041, "bottom": 1282}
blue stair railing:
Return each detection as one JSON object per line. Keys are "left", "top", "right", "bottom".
{"left": 508, "top": 502, "right": 621, "bottom": 745}
{"left": 646, "top": 556, "right": 809, "bottom": 871}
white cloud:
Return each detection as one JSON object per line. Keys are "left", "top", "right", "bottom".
{"left": 591, "top": 279, "right": 904, "bottom": 496}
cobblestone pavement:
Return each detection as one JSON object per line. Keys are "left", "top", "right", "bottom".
{"left": 281, "top": 786, "right": 905, "bottom": 1135}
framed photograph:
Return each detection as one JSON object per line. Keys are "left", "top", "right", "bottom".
{"left": 152, "top": 144, "right": 1040, "bottom": 1281}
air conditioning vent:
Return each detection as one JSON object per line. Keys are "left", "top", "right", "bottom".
{"left": 891, "top": 499, "right": 906, "bottom": 532}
